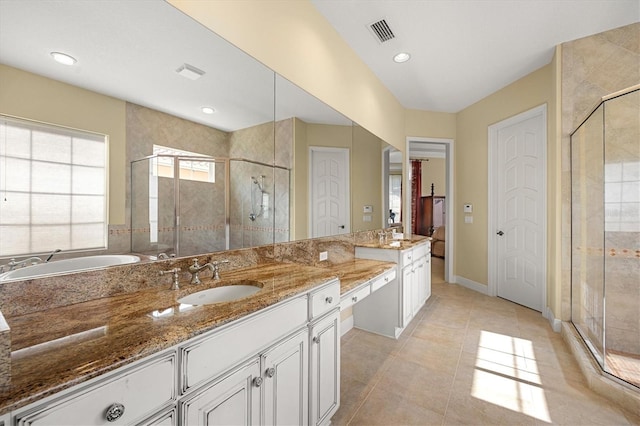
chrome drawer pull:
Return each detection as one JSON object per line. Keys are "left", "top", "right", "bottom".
{"left": 253, "top": 376, "right": 264, "bottom": 387}
{"left": 352, "top": 296, "right": 358, "bottom": 302}
{"left": 105, "top": 403, "right": 125, "bottom": 422}
{"left": 325, "top": 296, "right": 333, "bottom": 304}
{"left": 313, "top": 336, "right": 320, "bottom": 343}
{"left": 266, "top": 367, "right": 276, "bottom": 378}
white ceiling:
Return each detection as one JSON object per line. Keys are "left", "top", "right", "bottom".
{"left": 311, "top": 0, "right": 640, "bottom": 112}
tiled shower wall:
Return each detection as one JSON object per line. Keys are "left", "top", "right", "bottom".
{"left": 562, "top": 22, "right": 640, "bottom": 353}
{"left": 120, "top": 103, "right": 293, "bottom": 256}
{"left": 561, "top": 22, "right": 640, "bottom": 325}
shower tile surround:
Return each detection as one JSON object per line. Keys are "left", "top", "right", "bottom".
{"left": 561, "top": 22, "right": 640, "bottom": 407}
{"left": 126, "top": 103, "right": 293, "bottom": 256}
{"left": 0, "top": 229, "right": 404, "bottom": 412}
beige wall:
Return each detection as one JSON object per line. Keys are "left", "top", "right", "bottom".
{"left": 405, "top": 110, "right": 457, "bottom": 139}
{"left": 168, "top": 0, "right": 406, "bottom": 151}
{"left": 352, "top": 126, "right": 383, "bottom": 231}
{"left": 455, "top": 63, "right": 554, "bottom": 288}
{"left": 0, "top": 64, "right": 127, "bottom": 224}
{"left": 421, "top": 159, "right": 446, "bottom": 197}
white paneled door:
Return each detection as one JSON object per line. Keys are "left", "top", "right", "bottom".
{"left": 489, "top": 105, "right": 546, "bottom": 312}
{"left": 310, "top": 148, "right": 350, "bottom": 238}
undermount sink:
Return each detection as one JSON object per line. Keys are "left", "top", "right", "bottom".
{"left": 178, "top": 280, "right": 263, "bottom": 305}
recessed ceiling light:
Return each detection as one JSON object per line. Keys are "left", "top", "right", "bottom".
{"left": 393, "top": 52, "right": 411, "bottom": 63}
{"left": 201, "top": 106, "right": 215, "bottom": 114}
{"left": 177, "top": 63, "right": 206, "bottom": 80}
{"left": 50, "top": 52, "right": 77, "bottom": 66}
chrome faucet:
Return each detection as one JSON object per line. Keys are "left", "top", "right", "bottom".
{"left": 188, "top": 258, "right": 215, "bottom": 285}
{"left": 157, "top": 252, "right": 175, "bottom": 260}
{"left": 160, "top": 267, "right": 181, "bottom": 290}
{"left": 4, "top": 256, "right": 43, "bottom": 271}
{"left": 212, "top": 260, "right": 230, "bottom": 280}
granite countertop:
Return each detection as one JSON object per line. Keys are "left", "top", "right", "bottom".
{"left": 355, "top": 234, "right": 431, "bottom": 250}
{"left": 0, "top": 258, "right": 395, "bottom": 414}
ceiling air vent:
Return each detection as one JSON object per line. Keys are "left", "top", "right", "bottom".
{"left": 368, "top": 19, "right": 395, "bottom": 43}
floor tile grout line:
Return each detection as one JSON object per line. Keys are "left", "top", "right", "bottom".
{"left": 438, "top": 286, "right": 472, "bottom": 425}
{"left": 344, "top": 347, "right": 403, "bottom": 425}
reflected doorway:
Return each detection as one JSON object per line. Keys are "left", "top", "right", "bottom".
{"left": 309, "top": 147, "right": 350, "bottom": 238}
{"left": 406, "top": 138, "right": 454, "bottom": 283}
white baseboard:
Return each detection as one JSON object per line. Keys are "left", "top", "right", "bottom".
{"left": 544, "top": 307, "right": 562, "bottom": 332}
{"left": 341, "top": 315, "right": 354, "bottom": 336}
{"left": 453, "top": 275, "right": 489, "bottom": 295}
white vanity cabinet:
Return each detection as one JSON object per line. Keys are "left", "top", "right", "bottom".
{"left": 13, "top": 351, "right": 177, "bottom": 426}
{"left": 262, "top": 329, "right": 309, "bottom": 426}
{"left": 179, "top": 358, "right": 261, "bottom": 425}
{"left": 307, "top": 282, "right": 340, "bottom": 426}
{"left": 179, "top": 327, "right": 310, "bottom": 426}
{"left": 309, "top": 310, "right": 340, "bottom": 426}
{"left": 354, "top": 240, "right": 431, "bottom": 338}
{"left": 10, "top": 278, "right": 342, "bottom": 426}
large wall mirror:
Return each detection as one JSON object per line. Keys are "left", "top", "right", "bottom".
{"left": 0, "top": 0, "right": 399, "bottom": 280}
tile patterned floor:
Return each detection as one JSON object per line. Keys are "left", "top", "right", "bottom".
{"left": 333, "top": 258, "right": 640, "bottom": 425}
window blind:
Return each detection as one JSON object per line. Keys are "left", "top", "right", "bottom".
{"left": 0, "top": 115, "right": 107, "bottom": 257}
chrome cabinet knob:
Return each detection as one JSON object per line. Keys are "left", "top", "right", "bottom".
{"left": 497, "top": 230, "right": 504, "bottom": 236}
{"left": 313, "top": 336, "right": 320, "bottom": 343}
{"left": 352, "top": 296, "right": 358, "bottom": 302}
{"left": 253, "top": 376, "right": 263, "bottom": 387}
{"left": 266, "top": 367, "right": 276, "bottom": 378}
{"left": 325, "top": 296, "right": 333, "bottom": 304}
{"left": 105, "top": 403, "right": 125, "bottom": 422}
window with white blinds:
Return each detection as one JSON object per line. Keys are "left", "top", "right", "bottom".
{"left": 0, "top": 116, "right": 107, "bottom": 257}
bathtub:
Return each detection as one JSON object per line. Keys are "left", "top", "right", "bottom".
{"left": 0, "top": 255, "right": 140, "bottom": 282}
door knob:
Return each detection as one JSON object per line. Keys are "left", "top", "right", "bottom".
{"left": 496, "top": 230, "right": 504, "bottom": 236}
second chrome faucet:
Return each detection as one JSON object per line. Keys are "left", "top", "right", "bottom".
{"left": 189, "top": 258, "right": 230, "bottom": 284}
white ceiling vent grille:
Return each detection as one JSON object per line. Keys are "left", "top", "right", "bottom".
{"left": 368, "top": 19, "right": 395, "bottom": 43}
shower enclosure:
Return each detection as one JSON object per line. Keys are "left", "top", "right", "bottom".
{"left": 131, "top": 155, "right": 290, "bottom": 257}
{"left": 571, "top": 85, "right": 639, "bottom": 389}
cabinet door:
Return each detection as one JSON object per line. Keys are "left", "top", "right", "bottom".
{"left": 180, "top": 359, "right": 261, "bottom": 426}
{"left": 412, "top": 257, "right": 427, "bottom": 315}
{"left": 262, "top": 329, "right": 309, "bottom": 426}
{"left": 139, "top": 406, "right": 177, "bottom": 426}
{"left": 309, "top": 310, "right": 340, "bottom": 426}
{"left": 424, "top": 255, "right": 432, "bottom": 303}
{"left": 402, "top": 266, "right": 414, "bottom": 328}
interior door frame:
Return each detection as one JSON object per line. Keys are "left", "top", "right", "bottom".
{"left": 405, "top": 137, "right": 454, "bottom": 283}
{"left": 308, "top": 146, "right": 351, "bottom": 238}
{"left": 488, "top": 104, "right": 547, "bottom": 311}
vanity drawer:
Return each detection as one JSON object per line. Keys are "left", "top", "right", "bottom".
{"left": 370, "top": 268, "right": 397, "bottom": 293}
{"left": 401, "top": 249, "right": 414, "bottom": 267}
{"left": 309, "top": 280, "right": 340, "bottom": 320}
{"left": 180, "top": 296, "right": 307, "bottom": 393}
{"left": 413, "top": 242, "right": 429, "bottom": 259}
{"left": 340, "top": 285, "right": 371, "bottom": 310}
{"left": 15, "top": 352, "right": 177, "bottom": 426}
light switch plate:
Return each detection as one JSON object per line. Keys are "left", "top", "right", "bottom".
{"left": 464, "top": 215, "right": 473, "bottom": 223}
{"left": 363, "top": 205, "right": 373, "bottom": 213}
{"left": 319, "top": 251, "right": 328, "bottom": 261}
{"left": 363, "top": 215, "right": 372, "bottom": 222}
{"left": 464, "top": 203, "right": 473, "bottom": 213}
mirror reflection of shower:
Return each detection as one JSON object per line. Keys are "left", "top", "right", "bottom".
{"left": 249, "top": 175, "right": 268, "bottom": 221}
